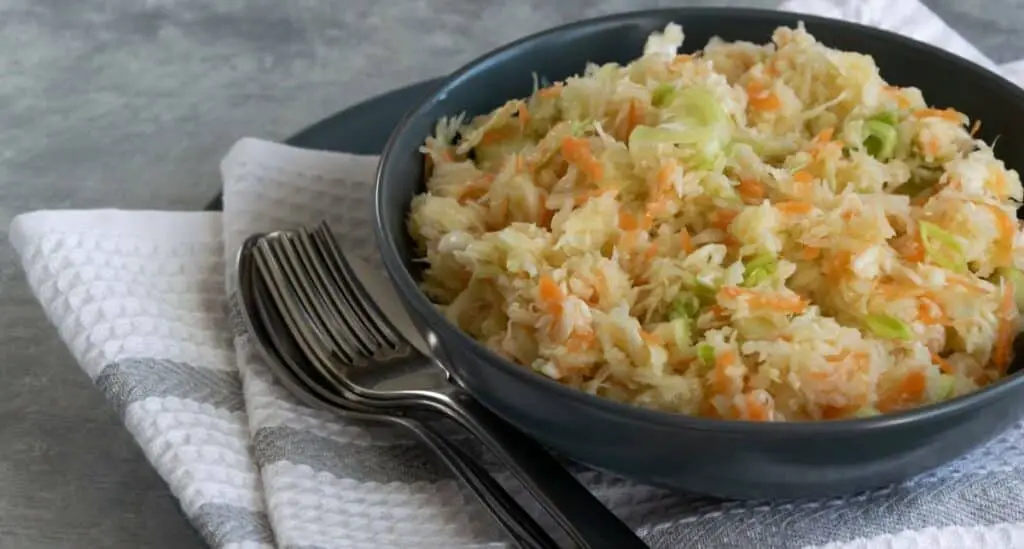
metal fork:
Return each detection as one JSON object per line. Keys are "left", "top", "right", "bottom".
{"left": 237, "top": 235, "right": 557, "bottom": 549}
{"left": 251, "top": 222, "right": 648, "bottom": 549}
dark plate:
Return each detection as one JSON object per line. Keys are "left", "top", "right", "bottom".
{"left": 375, "top": 7, "right": 1024, "bottom": 499}
{"left": 203, "top": 78, "right": 442, "bottom": 211}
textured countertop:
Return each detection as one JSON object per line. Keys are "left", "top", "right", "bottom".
{"left": 2, "top": 1, "right": 1023, "bottom": 547}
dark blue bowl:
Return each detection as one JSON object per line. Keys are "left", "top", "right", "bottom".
{"left": 374, "top": 8, "right": 1024, "bottom": 498}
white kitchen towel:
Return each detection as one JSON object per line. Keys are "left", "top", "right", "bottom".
{"left": 11, "top": 1, "right": 1024, "bottom": 548}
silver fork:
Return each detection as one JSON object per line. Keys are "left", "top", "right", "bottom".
{"left": 251, "top": 222, "right": 648, "bottom": 549}
{"left": 237, "top": 235, "right": 557, "bottom": 549}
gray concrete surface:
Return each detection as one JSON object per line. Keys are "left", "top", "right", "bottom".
{"left": 1, "top": 1, "right": 1022, "bottom": 547}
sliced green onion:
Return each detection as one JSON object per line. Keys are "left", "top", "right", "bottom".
{"left": 863, "top": 119, "right": 898, "bottom": 160}
{"left": 693, "top": 280, "right": 719, "bottom": 304}
{"left": 651, "top": 83, "right": 676, "bottom": 108}
{"left": 869, "top": 110, "right": 899, "bottom": 126}
{"left": 742, "top": 252, "right": 778, "bottom": 287}
{"left": 671, "top": 293, "right": 701, "bottom": 320}
{"left": 696, "top": 342, "right": 716, "bottom": 364}
{"left": 919, "top": 220, "right": 966, "bottom": 272}
{"left": 671, "top": 318, "right": 692, "bottom": 350}
{"left": 937, "top": 374, "right": 957, "bottom": 399}
{"left": 864, "top": 313, "right": 913, "bottom": 340}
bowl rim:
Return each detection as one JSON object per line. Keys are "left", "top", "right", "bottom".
{"left": 375, "top": 6, "right": 1024, "bottom": 435}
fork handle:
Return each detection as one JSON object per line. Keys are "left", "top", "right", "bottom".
{"left": 432, "top": 394, "right": 649, "bottom": 549}
{"left": 399, "top": 417, "right": 561, "bottom": 549}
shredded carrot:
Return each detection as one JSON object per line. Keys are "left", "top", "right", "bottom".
{"left": 883, "top": 86, "right": 912, "bottom": 109}
{"left": 537, "top": 82, "right": 563, "bottom": 98}
{"left": 992, "top": 169, "right": 1009, "bottom": 197}
{"left": 679, "top": 228, "right": 695, "bottom": 254}
{"left": 644, "top": 243, "right": 659, "bottom": 261}
{"left": 900, "top": 232, "right": 926, "bottom": 263}
{"left": 913, "top": 108, "right": 964, "bottom": 123}
{"left": 654, "top": 160, "right": 678, "bottom": 197}
{"left": 671, "top": 54, "right": 693, "bottom": 67}
{"left": 645, "top": 199, "right": 670, "bottom": 218}
{"left": 879, "top": 370, "right": 928, "bottom": 412}
{"left": 812, "top": 127, "right": 835, "bottom": 145}
{"left": 711, "top": 350, "right": 737, "bottom": 394}
{"left": 986, "top": 204, "right": 1015, "bottom": 266}
{"left": 641, "top": 212, "right": 654, "bottom": 231}
{"left": 970, "top": 119, "right": 982, "bottom": 137}
{"left": 567, "top": 329, "right": 597, "bottom": 352}
{"left": 994, "top": 279, "right": 1016, "bottom": 373}
{"left": 824, "top": 250, "right": 852, "bottom": 281}
{"left": 710, "top": 209, "right": 739, "bottom": 230}
{"left": 718, "top": 287, "right": 808, "bottom": 314}
{"left": 538, "top": 275, "right": 564, "bottom": 316}
{"left": 792, "top": 170, "right": 814, "bottom": 197}
{"left": 746, "top": 81, "right": 782, "bottom": 112}
{"left": 640, "top": 330, "right": 663, "bottom": 346}
{"left": 620, "top": 230, "right": 639, "bottom": 251}
{"left": 618, "top": 212, "right": 638, "bottom": 231}
{"left": 743, "top": 392, "right": 771, "bottom": 421}
{"left": 623, "top": 99, "right": 643, "bottom": 140}
{"left": 776, "top": 200, "right": 814, "bottom": 215}
{"left": 917, "top": 297, "right": 950, "bottom": 326}
{"left": 561, "top": 137, "right": 604, "bottom": 182}
{"left": 924, "top": 135, "right": 941, "bottom": 158}
{"left": 801, "top": 246, "right": 821, "bottom": 260}
{"left": 946, "top": 274, "right": 987, "bottom": 294}
{"left": 931, "top": 352, "right": 955, "bottom": 375}
{"left": 737, "top": 178, "right": 765, "bottom": 203}
{"left": 517, "top": 103, "right": 530, "bottom": 129}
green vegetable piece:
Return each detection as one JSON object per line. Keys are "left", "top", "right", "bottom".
{"left": 664, "top": 86, "right": 728, "bottom": 126}
{"left": 937, "top": 374, "right": 957, "bottom": 399}
{"left": 869, "top": 110, "right": 899, "bottom": 126}
{"left": 864, "top": 313, "right": 914, "bottom": 340}
{"left": 651, "top": 83, "right": 676, "bottom": 108}
{"left": 919, "top": 220, "right": 966, "bottom": 272}
{"left": 863, "top": 119, "right": 898, "bottom": 160}
{"left": 671, "top": 293, "right": 701, "bottom": 320}
{"left": 742, "top": 252, "right": 778, "bottom": 287}
{"left": 693, "top": 280, "right": 719, "bottom": 304}
{"left": 671, "top": 318, "right": 692, "bottom": 349}
{"left": 696, "top": 342, "right": 716, "bottom": 364}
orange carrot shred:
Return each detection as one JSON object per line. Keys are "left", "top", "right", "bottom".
{"left": 737, "top": 178, "right": 765, "bottom": 203}
{"left": 931, "top": 352, "right": 955, "bottom": 375}
{"left": 970, "top": 119, "right": 982, "bottom": 137}
{"left": 913, "top": 108, "right": 963, "bottom": 123}
{"left": 517, "top": 103, "right": 530, "bottom": 128}
{"left": 776, "top": 200, "right": 813, "bottom": 215}
{"left": 679, "top": 229, "right": 695, "bottom": 254}
{"left": 538, "top": 276, "right": 564, "bottom": 316}
{"left": 801, "top": 246, "right": 821, "bottom": 260}
{"left": 618, "top": 212, "right": 638, "bottom": 231}
{"left": 560, "top": 137, "right": 603, "bottom": 182}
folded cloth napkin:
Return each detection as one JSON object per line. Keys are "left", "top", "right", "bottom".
{"left": 11, "top": 1, "right": 1024, "bottom": 548}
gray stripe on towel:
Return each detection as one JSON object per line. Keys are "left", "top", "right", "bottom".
{"left": 192, "top": 502, "right": 275, "bottom": 547}
{"left": 253, "top": 424, "right": 455, "bottom": 484}
{"left": 95, "top": 358, "right": 244, "bottom": 416}
{"left": 642, "top": 468, "right": 1024, "bottom": 549}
